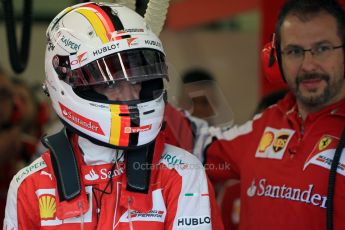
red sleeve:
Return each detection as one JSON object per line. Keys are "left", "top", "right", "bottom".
{"left": 3, "top": 174, "right": 41, "bottom": 230}
{"left": 17, "top": 179, "right": 41, "bottom": 229}
{"left": 205, "top": 139, "right": 240, "bottom": 184}
{"left": 219, "top": 182, "right": 241, "bottom": 230}
{"left": 207, "top": 178, "right": 225, "bottom": 230}
{"left": 163, "top": 103, "right": 194, "bottom": 153}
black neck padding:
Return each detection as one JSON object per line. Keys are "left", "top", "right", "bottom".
{"left": 125, "top": 141, "right": 155, "bottom": 194}
{"left": 41, "top": 128, "right": 81, "bottom": 201}
{"left": 41, "top": 127, "right": 156, "bottom": 201}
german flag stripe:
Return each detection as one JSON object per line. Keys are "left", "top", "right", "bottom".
{"left": 109, "top": 104, "right": 131, "bottom": 147}
{"left": 102, "top": 5, "right": 133, "bottom": 41}
{"left": 100, "top": 5, "right": 123, "bottom": 31}
{"left": 100, "top": 5, "right": 128, "bottom": 41}
{"left": 76, "top": 4, "right": 116, "bottom": 44}
{"left": 129, "top": 107, "right": 140, "bottom": 146}
{"left": 110, "top": 105, "right": 121, "bottom": 145}
{"left": 119, "top": 105, "right": 130, "bottom": 146}
{"left": 84, "top": 3, "right": 115, "bottom": 40}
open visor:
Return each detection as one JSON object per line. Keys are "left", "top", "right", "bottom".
{"left": 52, "top": 48, "right": 168, "bottom": 87}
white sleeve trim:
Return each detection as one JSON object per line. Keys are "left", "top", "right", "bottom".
{"left": 160, "top": 144, "right": 213, "bottom": 229}
{"left": 3, "top": 157, "right": 46, "bottom": 230}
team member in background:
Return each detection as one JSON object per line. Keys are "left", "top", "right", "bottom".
{"left": 0, "top": 70, "right": 23, "bottom": 228}
{"left": 217, "top": 89, "right": 287, "bottom": 230}
{"left": 168, "top": 0, "right": 345, "bottom": 229}
{"left": 3, "top": 3, "right": 222, "bottom": 229}
{"left": 10, "top": 77, "right": 51, "bottom": 163}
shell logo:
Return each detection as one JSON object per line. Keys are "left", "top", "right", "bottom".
{"left": 39, "top": 195, "right": 56, "bottom": 219}
{"left": 258, "top": 131, "right": 274, "bottom": 152}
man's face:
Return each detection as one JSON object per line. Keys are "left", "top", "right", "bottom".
{"left": 280, "top": 12, "right": 345, "bottom": 109}
{"left": 93, "top": 80, "right": 142, "bottom": 101}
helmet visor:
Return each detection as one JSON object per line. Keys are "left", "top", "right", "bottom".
{"left": 53, "top": 49, "right": 168, "bottom": 87}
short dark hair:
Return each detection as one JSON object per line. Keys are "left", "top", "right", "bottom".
{"left": 275, "top": 0, "right": 345, "bottom": 49}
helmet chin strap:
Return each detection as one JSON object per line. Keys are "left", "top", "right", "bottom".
{"left": 125, "top": 141, "right": 155, "bottom": 193}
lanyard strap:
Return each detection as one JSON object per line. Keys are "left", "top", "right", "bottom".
{"left": 327, "top": 126, "right": 345, "bottom": 230}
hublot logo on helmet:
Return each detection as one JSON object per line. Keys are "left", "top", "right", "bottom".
{"left": 93, "top": 43, "right": 120, "bottom": 57}
{"left": 144, "top": 40, "right": 162, "bottom": 48}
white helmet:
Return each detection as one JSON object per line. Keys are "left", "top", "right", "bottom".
{"left": 44, "top": 2, "right": 168, "bottom": 148}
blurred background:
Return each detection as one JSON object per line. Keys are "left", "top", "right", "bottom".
{"left": 0, "top": 0, "right": 292, "bottom": 126}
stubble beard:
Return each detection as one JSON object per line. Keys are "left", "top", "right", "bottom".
{"left": 292, "top": 73, "right": 342, "bottom": 108}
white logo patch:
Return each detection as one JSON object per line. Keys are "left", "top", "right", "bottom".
{"left": 119, "top": 189, "right": 166, "bottom": 223}
{"left": 255, "top": 127, "right": 295, "bottom": 159}
{"left": 84, "top": 169, "right": 100, "bottom": 181}
{"left": 41, "top": 171, "right": 53, "bottom": 180}
{"left": 15, "top": 157, "right": 46, "bottom": 184}
{"left": 39, "top": 186, "right": 93, "bottom": 226}
{"left": 303, "top": 135, "right": 345, "bottom": 175}
{"left": 176, "top": 216, "right": 211, "bottom": 228}
{"left": 303, "top": 149, "right": 345, "bottom": 175}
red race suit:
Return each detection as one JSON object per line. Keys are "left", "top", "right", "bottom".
{"left": 3, "top": 133, "right": 223, "bottom": 230}
{"left": 182, "top": 93, "right": 345, "bottom": 230}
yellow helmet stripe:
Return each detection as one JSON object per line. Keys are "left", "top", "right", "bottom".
{"left": 76, "top": 8, "right": 109, "bottom": 44}
{"left": 110, "top": 104, "right": 121, "bottom": 145}
{"left": 119, "top": 105, "right": 130, "bottom": 146}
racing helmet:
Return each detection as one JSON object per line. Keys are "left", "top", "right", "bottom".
{"left": 44, "top": 2, "right": 168, "bottom": 148}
